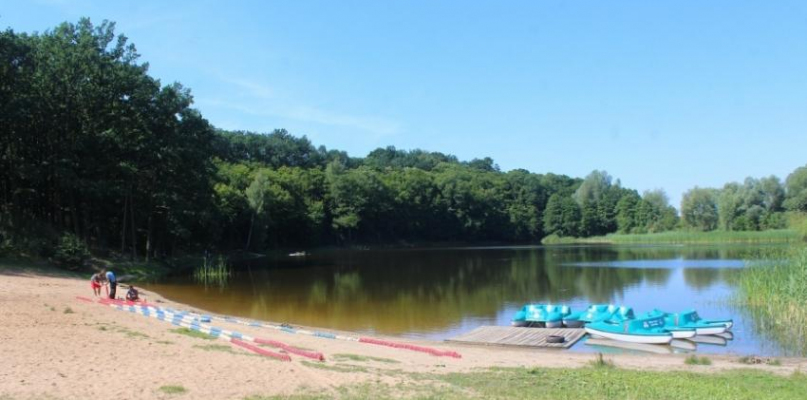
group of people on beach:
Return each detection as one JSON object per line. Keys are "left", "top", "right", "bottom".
{"left": 90, "top": 269, "right": 140, "bottom": 302}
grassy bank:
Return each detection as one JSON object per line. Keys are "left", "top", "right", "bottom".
{"left": 542, "top": 229, "right": 800, "bottom": 245}
{"left": 253, "top": 366, "right": 807, "bottom": 400}
{"left": 735, "top": 246, "right": 807, "bottom": 355}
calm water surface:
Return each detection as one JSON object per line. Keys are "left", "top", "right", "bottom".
{"left": 142, "top": 244, "right": 793, "bottom": 356}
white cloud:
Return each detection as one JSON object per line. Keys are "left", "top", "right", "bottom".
{"left": 284, "top": 105, "right": 399, "bottom": 136}
{"left": 219, "top": 77, "right": 274, "bottom": 100}
{"left": 199, "top": 76, "right": 400, "bottom": 137}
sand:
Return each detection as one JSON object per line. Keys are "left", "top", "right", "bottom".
{"left": 1, "top": 270, "right": 804, "bottom": 400}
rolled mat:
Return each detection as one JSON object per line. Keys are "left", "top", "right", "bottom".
{"left": 254, "top": 338, "right": 324, "bottom": 361}
{"left": 231, "top": 339, "right": 291, "bottom": 362}
{"left": 359, "top": 337, "right": 461, "bottom": 358}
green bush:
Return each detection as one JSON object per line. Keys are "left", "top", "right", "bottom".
{"left": 53, "top": 233, "right": 90, "bottom": 270}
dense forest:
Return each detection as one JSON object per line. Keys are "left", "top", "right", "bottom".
{"left": 2, "top": 20, "right": 806, "bottom": 264}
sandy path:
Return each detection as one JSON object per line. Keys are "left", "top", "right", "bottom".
{"left": 1, "top": 270, "right": 804, "bottom": 400}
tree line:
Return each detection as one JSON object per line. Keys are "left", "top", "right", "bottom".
{"left": 1, "top": 19, "right": 806, "bottom": 263}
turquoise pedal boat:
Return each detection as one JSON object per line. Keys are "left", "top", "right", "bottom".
{"left": 583, "top": 304, "right": 619, "bottom": 322}
{"left": 646, "top": 309, "right": 731, "bottom": 335}
{"left": 564, "top": 304, "right": 620, "bottom": 327}
{"left": 585, "top": 313, "right": 696, "bottom": 343}
{"left": 608, "top": 307, "right": 696, "bottom": 339}
{"left": 564, "top": 304, "right": 628, "bottom": 326}
{"left": 565, "top": 304, "right": 629, "bottom": 328}
{"left": 511, "top": 304, "right": 571, "bottom": 328}
{"left": 511, "top": 304, "right": 533, "bottom": 327}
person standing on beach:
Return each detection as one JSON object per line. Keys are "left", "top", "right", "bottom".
{"left": 90, "top": 272, "right": 103, "bottom": 297}
{"left": 105, "top": 270, "right": 117, "bottom": 299}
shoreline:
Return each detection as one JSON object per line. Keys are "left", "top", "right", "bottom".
{"left": 541, "top": 229, "right": 800, "bottom": 245}
{"left": 2, "top": 269, "right": 806, "bottom": 399}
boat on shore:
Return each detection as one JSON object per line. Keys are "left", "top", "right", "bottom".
{"left": 585, "top": 315, "right": 692, "bottom": 344}
{"left": 513, "top": 304, "right": 730, "bottom": 345}
{"left": 586, "top": 337, "right": 697, "bottom": 354}
{"left": 585, "top": 338, "right": 673, "bottom": 354}
{"left": 511, "top": 304, "right": 571, "bottom": 328}
{"left": 598, "top": 306, "right": 692, "bottom": 339}
{"left": 646, "top": 309, "right": 731, "bottom": 335}
{"left": 563, "top": 304, "right": 618, "bottom": 328}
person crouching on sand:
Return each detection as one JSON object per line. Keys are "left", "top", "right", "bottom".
{"left": 90, "top": 271, "right": 103, "bottom": 297}
{"left": 126, "top": 285, "right": 139, "bottom": 302}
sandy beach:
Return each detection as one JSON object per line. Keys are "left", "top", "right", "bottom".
{"left": 1, "top": 269, "right": 804, "bottom": 400}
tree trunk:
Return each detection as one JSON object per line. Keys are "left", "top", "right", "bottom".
{"left": 245, "top": 212, "right": 255, "bottom": 250}
{"left": 129, "top": 190, "right": 137, "bottom": 261}
{"left": 71, "top": 191, "right": 80, "bottom": 236}
{"left": 146, "top": 211, "right": 153, "bottom": 263}
{"left": 82, "top": 200, "right": 91, "bottom": 244}
{"left": 120, "top": 194, "right": 127, "bottom": 253}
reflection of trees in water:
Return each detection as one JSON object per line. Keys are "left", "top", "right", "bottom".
{"left": 545, "top": 245, "right": 768, "bottom": 265}
{"left": 239, "top": 247, "right": 739, "bottom": 333}
{"left": 169, "top": 245, "right": 766, "bottom": 334}
{"left": 683, "top": 268, "right": 723, "bottom": 290}
{"left": 213, "top": 245, "right": 769, "bottom": 334}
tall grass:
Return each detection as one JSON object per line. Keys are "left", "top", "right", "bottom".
{"left": 193, "top": 255, "right": 231, "bottom": 287}
{"left": 735, "top": 246, "right": 807, "bottom": 355}
{"left": 788, "top": 212, "right": 807, "bottom": 242}
{"left": 542, "top": 229, "right": 799, "bottom": 245}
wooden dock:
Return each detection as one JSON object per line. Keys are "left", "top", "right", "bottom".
{"left": 446, "top": 326, "right": 585, "bottom": 349}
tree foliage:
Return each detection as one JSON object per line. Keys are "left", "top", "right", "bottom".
{"left": 681, "top": 188, "right": 719, "bottom": 231}
{"left": 1, "top": 19, "right": 803, "bottom": 262}
{"left": 785, "top": 165, "right": 807, "bottom": 213}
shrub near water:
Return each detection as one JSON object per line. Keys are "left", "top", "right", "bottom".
{"left": 193, "top": 255, "right": 231, "bottom": 286}
{"left": 53, "top": 233, "right": 90, "bottom": 270}
{"left": 736, "top": 246, "right": 807, "bottom": 355}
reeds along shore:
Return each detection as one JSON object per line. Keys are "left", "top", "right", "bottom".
{"left": 736, "top": 247, "right": 807, "bottom": 355}
{"left": 542, "top": 229, "right": 800, "bottom": 245}
{"left": 193, "top": 256, "right": 231, "bottom": 286}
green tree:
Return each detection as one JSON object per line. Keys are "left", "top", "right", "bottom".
{"left": 616, "top": 191, "right": 640, "bottom": 233}
{"left": 681, "top": 188, "right": 719, "bottom": 231}
{"left": 543, "top": 194, "right": 580, "bottom": 237}
{"left": 784, "top": 165, "right": 807, "bottom": 212}
{"left": 245, "top": 172, "right": 270, "bottom": 250}
{"left": 717, "top": 183, "right": 742, "bottom": 231}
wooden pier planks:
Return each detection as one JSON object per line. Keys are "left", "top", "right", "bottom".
{"left": 446, "top": 326, "right": 585, "bottom": 349}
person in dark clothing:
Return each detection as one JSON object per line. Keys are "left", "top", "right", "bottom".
{"left": 126, "top": 285, "right": 139, "bottom": 301}
{"left": 105, "top": 270, "right": 117, "bottom": 299}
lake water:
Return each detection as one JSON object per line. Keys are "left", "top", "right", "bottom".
{"left": 142, "top": 244, "right": 795, "bottom": 356}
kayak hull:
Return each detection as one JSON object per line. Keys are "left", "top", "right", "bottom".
{"left": 586, "top": 338, "right": 673, "bottom": 354}
{"left": 585, "top": 326, "right": 673, "bottom": 344}
{"left": 668, "top": 329, "right": 697, "bottom": 339}
{"left": 705, "top": 319, "right": 733, "bottom": 330}
{"left": 694, "top": 326, "right": 726, "bottom": 335}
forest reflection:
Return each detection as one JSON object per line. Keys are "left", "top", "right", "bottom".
{"left": 143, "top": 245, "right": 761, "bottom": 335}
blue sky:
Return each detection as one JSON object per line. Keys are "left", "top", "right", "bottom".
{"left": 3, "top": 1, "right": 807, "bottom": 208}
